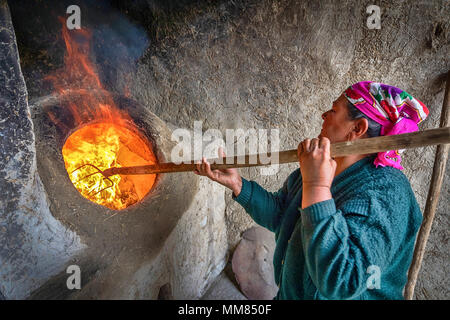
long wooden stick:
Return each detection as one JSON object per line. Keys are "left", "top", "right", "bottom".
{"left": 405, "top": 71, "right": 450, "bottom": 299}
{"left": 102, "top": 126, "right": 450, "bottom": 176}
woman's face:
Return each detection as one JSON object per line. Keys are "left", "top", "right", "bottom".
{"left": 319, "top": 94, "right": 356, "bottom": 143}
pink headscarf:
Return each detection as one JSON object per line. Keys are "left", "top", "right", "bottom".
{"left": 344, "top": 81, "right": 429, "bottom": 170}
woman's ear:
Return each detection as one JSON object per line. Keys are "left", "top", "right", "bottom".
{"left": 347, "top": 118, "right": 369, "bottom": 140}
{"left": 354, "top": 118, "right": 369, "bottom": 138}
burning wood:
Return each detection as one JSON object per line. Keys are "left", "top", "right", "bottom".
{"left": 63, "top": 122, "right": 156, "bottom": 210}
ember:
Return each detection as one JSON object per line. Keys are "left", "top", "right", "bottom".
{"left": 63, "top": 122, "right": 156, "bottom": 210}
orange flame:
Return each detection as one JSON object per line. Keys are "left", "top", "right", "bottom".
{"left": 62, "top": 122, "right": 156, "bottom": 210}
{"left": 48, "top": 18, "right": 156, "bottom": 210}
{"left": 45, "top": 17, "right": 125, "bottom": 126}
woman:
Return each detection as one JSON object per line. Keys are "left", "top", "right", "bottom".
{"left": 194, "top": 81, "right": 429, "bottom": 300}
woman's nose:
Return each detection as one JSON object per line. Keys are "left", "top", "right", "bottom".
{"left": 322, "top": 111, "right": 329, "bottom": 120}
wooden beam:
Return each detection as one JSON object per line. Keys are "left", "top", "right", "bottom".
{"left": 101, "top": 126, "right": 450, "bottom": 176}
{"left": 405, "top": 70, "right": 450, "bottom": 299}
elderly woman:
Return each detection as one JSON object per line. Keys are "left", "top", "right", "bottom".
{"left": 194, "top": 81, "right": 429, "bottom": 300}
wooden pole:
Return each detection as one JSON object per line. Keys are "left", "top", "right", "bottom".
{"left": 102, "top": 126, "right": 450, "bottom": 176}
{"left": 404, "top": 71, "right": 450, "bottom": 299}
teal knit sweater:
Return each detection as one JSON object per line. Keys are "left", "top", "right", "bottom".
{"left": 232, "top": 155, "right": 422, "bottom": 300}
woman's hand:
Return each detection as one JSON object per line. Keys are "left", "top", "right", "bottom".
{"left": 297, "top": 137, "right": 337, "bottom": 209}
{"left": 194, "top": 147, "right": 243, "bottom": 197}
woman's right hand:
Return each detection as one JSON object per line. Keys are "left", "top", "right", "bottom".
{"left": 194, "top": 147, "right": 243, "bottom": 197}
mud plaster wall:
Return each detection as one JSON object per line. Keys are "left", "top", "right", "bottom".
{"left": 0, "top": 0, "right": 85, "bottom": 299}
{"left": 117, "top": 0, "right": 449, "bottom": 299}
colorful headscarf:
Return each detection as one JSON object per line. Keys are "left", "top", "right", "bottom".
{"left": 344, "top": 81, "right": 429, "bottom": 170}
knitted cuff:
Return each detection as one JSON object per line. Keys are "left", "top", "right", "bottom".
{"left": 232, "top": 177, "right": 252, "bottom": 207}
{"left": 300, "top": 199, "right": 336, "bottom": 226}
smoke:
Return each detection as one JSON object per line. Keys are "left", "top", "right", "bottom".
{"left": 8, "top": 0, "right": 150, "bottom": 98}
{"left": 82, "top": 0, "right": 149, "bottom": 96}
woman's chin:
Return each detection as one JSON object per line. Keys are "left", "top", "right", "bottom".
{"left": 318, "top": 132, "right": 334, "bottom": 142}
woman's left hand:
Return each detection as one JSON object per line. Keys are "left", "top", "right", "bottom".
{"left": 297, "top": 137, "right": 337, "bottom": 208}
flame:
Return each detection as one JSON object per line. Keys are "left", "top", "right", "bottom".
{"left": 44, "top": 18, "right": 122, "bottom": 126}
{"left": 47, "top": 19, "right": 156, "bottom": 210}
{"left": 62, "top": 122, "right": 156, "bottom": 210}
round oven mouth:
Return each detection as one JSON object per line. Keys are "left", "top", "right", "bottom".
{"left": 61, "top": 119, "right": 158, "bottom": 211}
{"left": 31, "top": 90, "right": 169, "bottom": 212}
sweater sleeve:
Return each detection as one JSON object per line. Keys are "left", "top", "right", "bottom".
{"left": 299, "top": 194, "right": 398, "bottom": 300}
{"left": 232, "top": 176, "right": 289, "bottom": 232}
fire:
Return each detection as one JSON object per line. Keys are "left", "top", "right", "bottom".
{"left": 62, "top": 122, "right": 157, "bottom": 210}
{"left": 47, "top": 19, "right": 156, "bottom": 210}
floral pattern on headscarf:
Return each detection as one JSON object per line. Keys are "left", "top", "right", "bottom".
{"left": 344, "top": 81, "right": 429, "bottom": 170}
